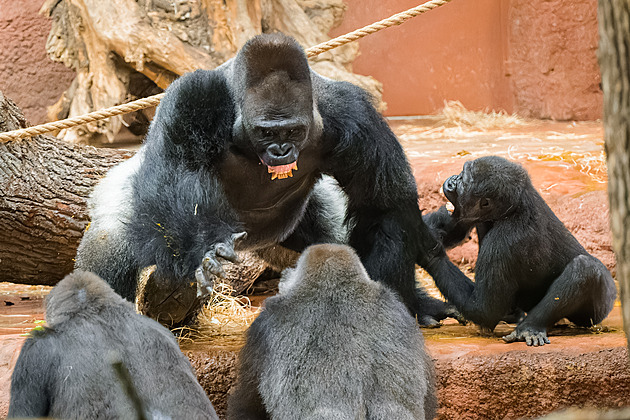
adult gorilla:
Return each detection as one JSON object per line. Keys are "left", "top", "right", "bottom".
{"left": 76, "top": 33, "right": 464, "bottom": 325}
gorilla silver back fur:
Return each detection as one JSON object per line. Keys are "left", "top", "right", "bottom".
{"left": 8, "top": 271, "right": 218, "bottom": 420}
{"left": 228, "top": 244, "right": 437, "bottom": 420}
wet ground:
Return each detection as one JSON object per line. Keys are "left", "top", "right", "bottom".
{"left": 0, "top": 118, "right": 624, "bottom": 418}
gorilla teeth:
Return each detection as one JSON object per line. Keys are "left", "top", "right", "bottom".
{"left": 268, "top": 162, "right": 298, "bottom": 180}
{"left": 446, "top": 201, "right": 455, "bottom": 213}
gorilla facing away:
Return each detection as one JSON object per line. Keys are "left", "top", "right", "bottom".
{"left": 227, "top": 244, "right": 437, "bottom": 420}
{"left": 8, "top": 271, "right": 218, "bottom": 420}
{"left": 423, "top": 155, "right": 617, "bottom": 346}
{"left": 76, "top": 32, "right": 467, "bottom": 325}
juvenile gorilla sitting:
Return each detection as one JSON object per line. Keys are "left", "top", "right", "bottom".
{"left": 423, "top": 156, "right": 616, "bottom": 346}
{"left": 8, "top": 271, "right": 218, "bottom": 419}
{"left": 227, "top": 244, "right": 437, "bottom": 420}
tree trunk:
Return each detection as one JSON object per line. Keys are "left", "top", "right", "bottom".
{"left": 0, "top": 92, "right": 131, "bottom": 285}
{"left": 41, "top": 0, "right": 383, "bottom": 144}
{"left": 0, "top": 92, "right": 270, "bottom": 291}
{"left": 598, "top": 0, "right": 630, "bottom": 350}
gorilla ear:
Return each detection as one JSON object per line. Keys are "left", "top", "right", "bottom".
{"left": 480, "top": 197, "right": 491, "bottom": 208}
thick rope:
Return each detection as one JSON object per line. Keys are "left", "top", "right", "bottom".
{"left": 0, "top": 0, "right": 453, "bottom": 143}
{"left": 305, "top": 0, "right": 452, "bottom": 58}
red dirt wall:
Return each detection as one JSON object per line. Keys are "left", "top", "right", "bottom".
{"left": 508, "top": 0, "right": 602, "bottom": 120}
{"left": 0, "top": 0, "right": 75, "bottom": 124}
{"left": 0, "top": 0, "right": 603, "bottom": 123}
{"left": 332, "top": 0, "right": 602, "bottom": 120}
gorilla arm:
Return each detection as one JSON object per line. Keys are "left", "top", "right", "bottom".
{"left": 127, "top": 70, "right": 244, "bottom": 296}
{"left": 317, "top": 80, "right": 454, "bottom": 319}
{"left": 227, "top": 312, "right": 270, "bottom": 420}
{"left": 8, "top": 332, "right": 55, "bottom": 418}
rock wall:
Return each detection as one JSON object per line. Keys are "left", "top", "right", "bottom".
{"left": 0, "top": 0, "right": 75, "bottom": 124}
{"left": 332, "top": 0, "right": 602, "bottom": 119}
{"left": 508, "top": 0, "right": 602, "bottom": 120}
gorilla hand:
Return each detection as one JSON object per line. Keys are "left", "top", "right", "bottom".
{"left": 194, "top": 232, "right": 247, "bottom": 297}
{"left": 502, "top": 325, "right": 550, "bottom": 347}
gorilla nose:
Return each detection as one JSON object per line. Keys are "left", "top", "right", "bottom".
{"left": 267, "top": 143, "right": 295, "bottom": 159}
{"left": 444, "top": 175, "right": 460, "bottom": 193}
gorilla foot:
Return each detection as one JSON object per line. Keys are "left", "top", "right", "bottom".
{"left": 195, "top": 232, "right": 246, "bottom": 297}
{"left": 417, "top": 315, "right": 441, "bottom": 328}
{"left": 503, "top": 327, "right": 550, "bottom": 346}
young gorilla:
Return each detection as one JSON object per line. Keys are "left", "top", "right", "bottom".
{"left": 8, "top": 271, "right": 218, "bottom": 420}
{"left": 76, "top": 32, "right": 464, "bottom": 326}
{"left": 423, "top": 156, "right": 617, "bottom": 346}
{"left": 227, "top": 244, "right": 437, "bottom": 420}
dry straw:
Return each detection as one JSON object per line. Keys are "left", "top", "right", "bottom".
{"left": 433, "top": 100, "right": 528, "bottom": 130}
{"left": 174, "top": 283, "right": 260, "bottom": 344}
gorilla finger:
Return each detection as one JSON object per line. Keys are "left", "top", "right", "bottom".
{"left": 195, "top": 267, "right": 214, "bottom": 298}
{"left": 202, "top": 254, "right": 227, "bottom": 278}
{"left": 502, "top": 331, "right": 517, "bottom": 343}
{"left": 232, "top": 231, "right": 247, "bottom": 243}
{"left": 208, "top": 263, "right": 227, "bottom": 279}
{"left": 525, "top": 335, "right": 534, "bottom": 346}
{"left": 544, "top": 336, "right": 550, "bottom": 345}
{"left": 216, "top": 244, "right": 240, "bottom": 264}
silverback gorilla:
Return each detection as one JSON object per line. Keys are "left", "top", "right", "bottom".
{"left": 8, "top": 271, "right": 218, "bottom": 419}
{"left": 75, "top": 33, "right": 466, "bottom": 325}
{"left": 423, "top": 156, "right": 616, "bottom": 346}
{"left": 227, "top": 244, "right": 437, "bottom": 420}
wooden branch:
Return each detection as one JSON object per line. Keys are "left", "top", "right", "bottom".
{"left": 598, "top": 0, "right": 630, "bottom": 349}
{"left": 41, "top": 0, "right": 382, "bottom": 144}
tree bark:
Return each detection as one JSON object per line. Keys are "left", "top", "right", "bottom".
{"left": 41, "top": 0, "right": 383, "bottom": 144}
{"left": 598, "top": 0, "right": 630, "bottom": 350}
{"left": 0, "top": 92, "right": 270, "bottom": 291}
{"left": 0, "top": 92, "right": 131, "bottom": 285}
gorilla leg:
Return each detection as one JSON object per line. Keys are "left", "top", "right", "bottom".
{"left": 75, "top": 151, "right": 143, "bottom": 301}
{"left": 277, "top": 178, "right": 453, "bottom": 326}
{"left": 136, "top": 269, "right": 199, "bottom": 326}
{"left": 75, "top": 226, "right": 139, "bottom": 301}
{"left": 504, "top": 255, "right": 616, "bottom": 345}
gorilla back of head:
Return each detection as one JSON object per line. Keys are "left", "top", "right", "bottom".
{"left": 227, "top": 244, "right": 437, "bottom": 420}
{"left": 9, "top": 271, "right": 218, "bottom": 420}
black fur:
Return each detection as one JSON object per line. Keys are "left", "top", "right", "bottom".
{"left": 8, "top": 271, "right": 218, "bottom": 419}
{"left": 423, "top": 156, "right": 617, "bottom": 346}
{"left": 76, "top": 33, "right": 464, "bottom": 325}
{"left": 227, "top": 244, "right": 437, "bottom": 420}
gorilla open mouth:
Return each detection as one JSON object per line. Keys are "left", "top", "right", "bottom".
{"left": 442, "top": 174, "right": 460, "bottom": 215}
{"left": 266, "top": 161, "right": 298, "bottom": 180}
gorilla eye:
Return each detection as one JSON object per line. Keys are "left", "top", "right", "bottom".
{"left": 288, "top": 128, "right": 304, "bottom": 138}
{"left": 263, "top": 129, "right": 273, "bottom": 137}
{"left": 480, "top": 198, "right": 490, "bottom": 208}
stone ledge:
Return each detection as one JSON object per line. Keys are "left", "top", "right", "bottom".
{"left": 184, "top": 307, "right": 630, "bottom": 419}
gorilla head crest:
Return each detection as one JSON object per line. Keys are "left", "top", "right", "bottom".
{"left": 232, "top": 33, "right": 322, "bottom": 180}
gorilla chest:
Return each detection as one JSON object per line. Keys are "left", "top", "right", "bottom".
{"left": 218, "top": 150, "right": 319, "bottom": 246}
